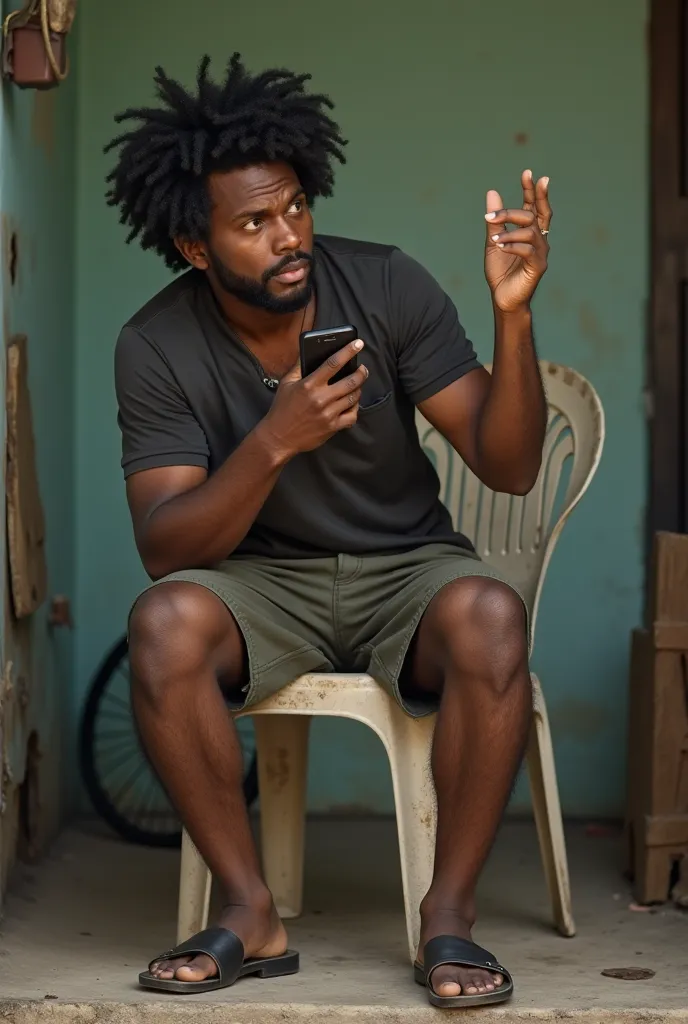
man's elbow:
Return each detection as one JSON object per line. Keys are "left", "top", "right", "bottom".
{"left": 488, "top": 455, "right": 542, "bottom": 496}
{"left": 138, "top": 537, "right": 225, "bottom": 580}
{"left": 508, "top": 478, "right": 537, "bottom": 497}
{"left": 507, "top": 458, "right": 542, "bottom": 496}
{"left": 137, "top": 534, "right": 177, "bottom": 581}
{"left": 141, "top": 551, "right": 172, "bottom": 582}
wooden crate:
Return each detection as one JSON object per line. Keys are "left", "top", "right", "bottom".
{"left": 626, "top": 532, "right": 688, "bottom": 903}
{"left": 647, "top": 531, "right": 688, "bottom": 624}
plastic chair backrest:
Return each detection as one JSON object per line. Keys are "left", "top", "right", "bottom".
{"left": 415, "top": 361, "right": 605, "bottom": 634}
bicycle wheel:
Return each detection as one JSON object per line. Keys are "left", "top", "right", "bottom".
{"left": 79, "top": 635, "right": 258, "bottom": 848}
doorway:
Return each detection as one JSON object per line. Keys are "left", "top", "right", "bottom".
{"left": 649, "top": 0, "right": 688, "bottom": 536}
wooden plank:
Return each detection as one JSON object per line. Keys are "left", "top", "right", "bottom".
{"left": 626, "top": 630, "right": 654, "bottom": 832}
{"left": 644, "top": 814, "right": 688, "bottom": 847}
{"left": 652, "top": 202, "right": 688, "bottom": 242}
{"left": 653, "top": 621, "right": 688, "bottom": 649}
{"left": 626, "top": 628, "right": 688, "bottom": 901}
{"left": 648, "top": 531, "right": 688, "bottom": 623}
{"left": 6, "top": 335, "right": 47, "bottom": 618}
{"left": 651, "top": 650, "right": 688, "bottom": 813}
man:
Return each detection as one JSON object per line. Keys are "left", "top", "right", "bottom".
{"left": 108, "top": 54, "right": 550, "bottom": 1007}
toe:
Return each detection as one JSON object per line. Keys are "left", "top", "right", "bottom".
{"left": 465, "top": 971, "right": 486, "bottom": 994}
{"left": 478, "top": 970, "right": 494, "bottom": 992}
{"left": 463, "top": 969, "right": 502, "bottom": 996}
{"left": 430, "top": 966, "right": 505, "bottom": 999}
{"left": 150, "top": 955, "right": 192, "bottom": 979}
{"left": 174, "top": 954, "right": 218, "bottom": 982}
{"left": 430, "top": 966, "right": 462, "bottom": 998}
{"left": 435, "top": 981, "right": 462, "bottom": 997}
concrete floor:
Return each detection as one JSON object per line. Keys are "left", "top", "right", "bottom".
{"left": 0, "top": 819, "right": 686, "bottom": 1023}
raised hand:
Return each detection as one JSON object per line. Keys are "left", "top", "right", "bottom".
{"left": 484, "top": 170, "right": 551, "bottom": 314}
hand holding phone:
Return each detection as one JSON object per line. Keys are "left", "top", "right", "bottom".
{"left": 300, "top": 324, "right": 359, "bottom": 382}
{"left": 259, "top": 332, "right": 367, "bottom": 460}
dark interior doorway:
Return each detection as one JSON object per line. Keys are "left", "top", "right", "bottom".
{"left": 649, "top": 0, "right": 688, "bottom": 537}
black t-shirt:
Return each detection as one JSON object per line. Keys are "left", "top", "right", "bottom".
{"left": 115, "top": 235, "right": 481, "bottom": 558}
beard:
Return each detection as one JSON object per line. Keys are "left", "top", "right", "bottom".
{"left": 207, "top": 247, "right": 314, "bottom": 314}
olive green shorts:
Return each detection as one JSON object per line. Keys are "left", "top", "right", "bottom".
{"left": 136, "top": 543, "right": 528, "bottom": 718}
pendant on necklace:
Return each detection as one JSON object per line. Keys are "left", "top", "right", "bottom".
{"left": 263, "top": 377, "right": 280, "bottom": 391}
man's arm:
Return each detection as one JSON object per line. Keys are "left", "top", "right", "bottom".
{"left": 124, "top": 339, "right": 367, "bottom": 579}
{"left": 127, "top": 429, "right": 286, "bottom": 580}
{"left": 417, "top": 170, "right": 551, "bottom": 495}
{"left": 418, "top": 308, "right": 546, "bottom": 495}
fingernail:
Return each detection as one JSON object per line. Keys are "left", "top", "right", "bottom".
{"left": 354, "top": 339, "right": 364, "bottom": 350}
{"left": 497, "top": 243, "right": 505, "bottom": 249}
{"left": 543, "top": 176, "right": 550, "bottom": 186}
{"left": 491, "top": 234, "right": 500, "bottom": 242}
{"left": 485, "top": 212, "right": 496, "bottom": 221}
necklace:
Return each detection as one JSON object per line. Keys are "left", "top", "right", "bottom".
{"left": 262, "top": 302, "right": 310, "bottom": 391}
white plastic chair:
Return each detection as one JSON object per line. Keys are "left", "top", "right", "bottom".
{"left": 177, "top": 361, "right": 605, "bottom": 961}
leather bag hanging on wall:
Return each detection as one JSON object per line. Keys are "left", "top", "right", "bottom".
{"left": 2, "top": 0, "right": 77, "bottom": 89}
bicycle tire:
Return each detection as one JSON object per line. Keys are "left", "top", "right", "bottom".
{"left": 79, "top": 634, "right": 258, "bottom": 848}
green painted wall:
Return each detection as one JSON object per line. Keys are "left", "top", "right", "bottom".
{"left": 74, "top": 0, "right": 647, "bottom": 816}
{"left": 1, "top": 3, "right": 77, "bottom": 825}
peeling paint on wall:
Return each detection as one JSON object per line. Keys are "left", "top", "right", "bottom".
{"left": 0, "top": 42, "right": 77, "bottom": 896}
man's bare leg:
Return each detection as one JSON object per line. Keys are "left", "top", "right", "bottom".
{"left": 407, "top": 577, "right": 531, "bottom": 999}
{"left": 128, "top": 582, "right": 287, "bottom": 983}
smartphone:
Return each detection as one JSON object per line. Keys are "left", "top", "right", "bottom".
{"left": 299, "top": 324, "right": 359, "bottom": 384}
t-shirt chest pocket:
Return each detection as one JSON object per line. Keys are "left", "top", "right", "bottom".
{"left": 350, "top": 386, "right": 398, "bottom": 456}
{"left": 357, "top": 352, "right": 394, "bottom": 415}
{"left": 359, "top": 389, "right": 393, "bottom": 414}
{"left": 352, "top": 358, "right": 395, "bottom": 441}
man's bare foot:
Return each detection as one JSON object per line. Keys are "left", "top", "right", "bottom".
{"left": 418, "top": 907, "right": 504, "bottom": 999}
{"left": 148, "top": 895, "right": 287, "bottom": 983}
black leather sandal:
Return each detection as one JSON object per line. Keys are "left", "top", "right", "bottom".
{"left": 138, "top": 926, "right": 299, "bottom": 994}
{"left": 414, "top": 935, "right": 514, "bottom": 1008}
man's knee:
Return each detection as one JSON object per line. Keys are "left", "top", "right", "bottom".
{"left": 129, "top": 583, "right": 240, "bottom": 704}
{"left": 429, "top": 578, "right": 528, "bottom": 687}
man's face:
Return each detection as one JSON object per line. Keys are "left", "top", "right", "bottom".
{"left": 181, "top": 161, "right": 315, "bottom": 314}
